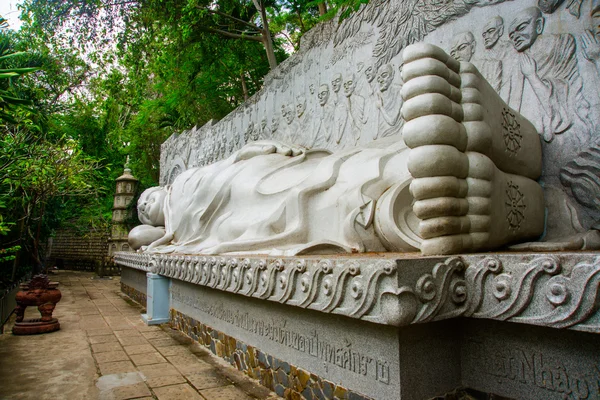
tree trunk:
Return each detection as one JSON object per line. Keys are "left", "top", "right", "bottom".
{"left": 31, "top": 202, "right": 45, "bottom": 275}
{"left": 240, "top": 73, "right": 249, "bottom": 101}
{"left": 252, "top": 0, "right": 278, "bottom": 70}
{"left": 318, "top": 2, "right": 327, "bottom": 16}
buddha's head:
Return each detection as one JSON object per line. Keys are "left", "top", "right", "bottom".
{"left": 509, "top": 7, "right": 544, "bottom": 52}
{"left": 138, "top": 187, "right": 167, "bottom": 226}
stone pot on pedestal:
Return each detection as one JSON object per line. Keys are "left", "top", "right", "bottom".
{"left": 12, "top": 274, "right": 62, "bottom": 335}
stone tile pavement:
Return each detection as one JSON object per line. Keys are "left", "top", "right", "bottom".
{"left": 0, "top": 271, "right": 281, "bottom": 400}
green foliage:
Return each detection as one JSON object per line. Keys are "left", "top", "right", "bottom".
{"left": 0, "top": 0, "right": 366, "bottom": 281}
{"left": 0, "top": 246, "right": 20, "bottom": 263}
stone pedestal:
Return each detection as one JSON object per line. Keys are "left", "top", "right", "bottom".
{"left": 141, "top": 272, "right": 170, "bottom": 325}
{"left": 116, "top": 252, "right": 600, "bottom": 399}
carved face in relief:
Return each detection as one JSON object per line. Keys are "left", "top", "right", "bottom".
{"left": 377, "top": 64, "right": 394, "bottom": 92}
{"left": 364, "top": 64, "right": 375, "bottom": 83}
{"left": 296, "top": 95, "right": 306, "bottom": 117}
{"left": 343, "top": 74, "right": 356, "bottom": 97}
{"left": 592, "top": 5, "right": 600, "bottom": 39}
{"left": 138, "top": 187, "right": 166, "bottom": 226}
{"left": 261, "top": 117, "right": 267, "bottom": 131}
{"left": 281, "top": 104, "right": 294, "bottom": 125}
{"left": 271, "top": 116, "right": 280, "bottom": 132}
{"left": 482, "top": 16, "right": 504, "bottom": 49}
{"left": 318, "top": 84, "right": 330, "bottom": 106}
{"left": 509, "top": 7, "right": 545, "bottom": 52}
{"left": 309, "top": 83, "right": 315, "bottom": 94}
{"left": 450, "top": 32, "right": 475, "bottom": 62}
{"left": 331, "top": 73, "right": 342, "bottom": 93}
{"left": 537, "top": 0, "right": 565, "bottom": 14}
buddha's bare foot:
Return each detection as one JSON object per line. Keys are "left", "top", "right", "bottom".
{"left": 459, "top": 62, "right": 542, "bottom": 179}
{"left": 401, "top": 43, "right": 471, "bottom": 254}
{"left": 464, "top": 152, "right": 544, "bottom": 251}
{"left": 400, "top": 43, "right": 545, "bottom": 255}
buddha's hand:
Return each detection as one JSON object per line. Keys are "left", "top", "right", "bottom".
{"left": 235, "top": 140, "right": 305, "bottom": 162}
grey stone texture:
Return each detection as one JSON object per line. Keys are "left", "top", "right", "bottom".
{"left": 121, "top": 265, "right": 148, "bottom": 295}
{"left": 462, "top": 319, "right": 600, "bottom": 399}
{"left": 158, "top": 0, "right": 600, "bottom": 247}
{"left": 120, "top": 252, "right": 600, "bottom": 332}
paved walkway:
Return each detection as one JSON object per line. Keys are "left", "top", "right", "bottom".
{"left": 0, "top": 271, "right": 280, "bottom": 400}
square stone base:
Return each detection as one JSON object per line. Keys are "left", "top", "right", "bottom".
{"left": 169, "top": 280, "right": 600, "bottom": 400}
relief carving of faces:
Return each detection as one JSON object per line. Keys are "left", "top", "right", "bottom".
{"left": 483, "top": 16, "right": 504, "bottom": 49}
{"left": 138, "top": 187, "right": 167, "bottom": 226}
{"left": 450, "top": 32, "right": 476, "bottom": 62}
{"left": 261, "top": 117, "right": 268, "bottom": 130}
{"left": 509, "top": 7, "right": 545, "bottom": 52}
{"left": 364, "top": 64, "right": 375, "bottom": 83}
{"left": 593, "top": 7, "right": 600, "bottom": 39}
{"left": 295, "top": 96, "right": 307, "bottom": 118}
{"left": 377, "top": 64, "right": 394, "bottom": 92}
{"left": 281, "top": 104, "right": 294, "bottom": 124}
{"left": 343, "top": 74, "right": 356, "bottom": 97}
{"left": 309, "top": 83, "right": 316, "bottom": 94}
{"left": 318, "top": 84, "right": 330, "bottom": 106}
{"left": 271, "top": 115, "right": 280, "bottom": 132}
{"left": 331, "top": 73, "right": 342, "bottom": 93}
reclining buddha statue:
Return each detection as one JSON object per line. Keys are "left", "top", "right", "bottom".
{"left": 128, "top": 44, "right": 545, "bottom": 256}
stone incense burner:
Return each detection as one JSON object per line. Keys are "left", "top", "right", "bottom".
{"left": 13, "top": 274, "right": 62, "bottom": 335}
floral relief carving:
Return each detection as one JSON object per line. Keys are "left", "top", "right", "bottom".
{"left": 505, "top": 181, "right": 526, "bottom": 230}
{"left": 501, "top": 107, "right": 522, "bottom": 155}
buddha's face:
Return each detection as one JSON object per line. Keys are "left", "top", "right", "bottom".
{"left": 482, "top": 17, "right": 503, "bottom": 49}
{"left": 138, "top": 188, "right": 166, "bottom": 226}
{"left": 318, "top": 85, "right": 330, "bottom": 106}
{"left": 377, "top": 64, "right": 394, "bottom": 92}
{"left": 331, "top": 74, "right": 342, "bottom": 93}
{"left": 450, "top": 32, "right": 475, "bottom": 62}
{"left": 271, "top": 116, "right": 280, "bottom": 131}
{"left": 509, "top": 8, "right": 544, "bottom": 52}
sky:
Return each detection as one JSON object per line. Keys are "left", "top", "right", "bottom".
{"left": 0, "top": 0, "right": 24, "bottom": 30}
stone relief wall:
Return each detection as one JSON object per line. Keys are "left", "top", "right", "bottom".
{"left": 159, "top": 0, "right": 600, "bottom": 243}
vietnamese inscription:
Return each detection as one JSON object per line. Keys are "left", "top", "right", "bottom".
{"left": 171, "top": 285, "right": 390, "bottom": 384}
{"left": 467, "top": 340, "right": 600, "bottom": 399}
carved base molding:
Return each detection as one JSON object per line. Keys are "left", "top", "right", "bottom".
{"left": 115, "top": 252, "right": 600, "bottom": 332}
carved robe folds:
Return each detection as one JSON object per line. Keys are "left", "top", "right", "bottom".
{"left": 139, "top": 44, "right": 546, "bottom": 257}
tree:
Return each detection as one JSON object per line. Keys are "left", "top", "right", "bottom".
{"left": 0, "top": 25, "right": 106, "bottom": 279}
